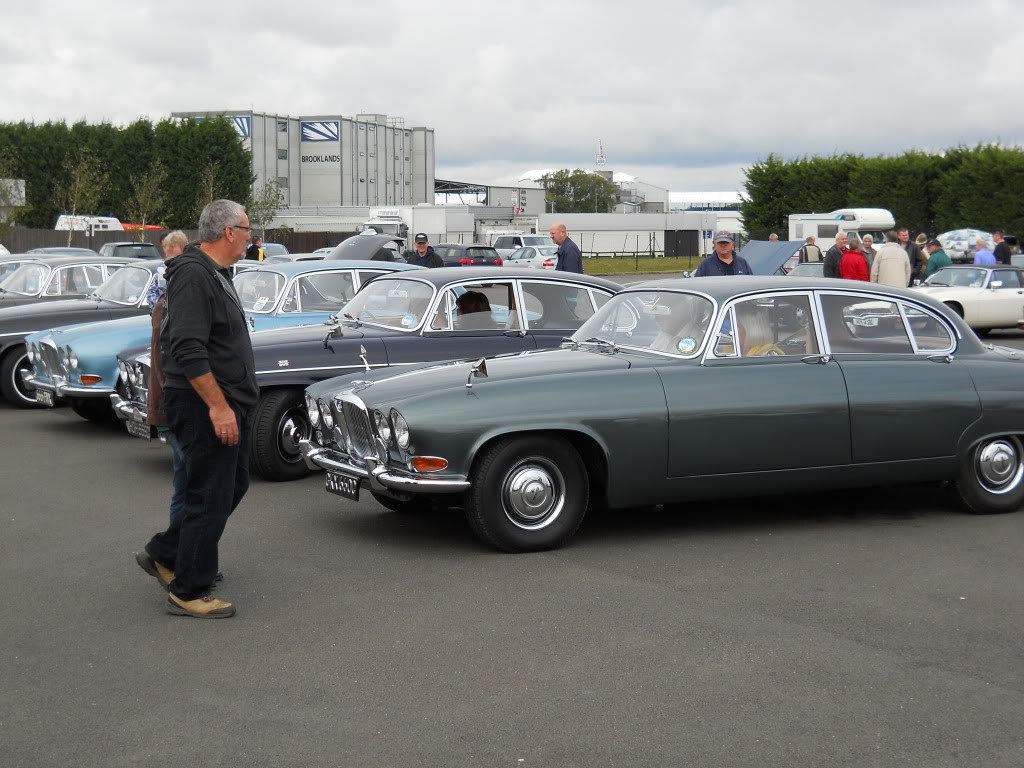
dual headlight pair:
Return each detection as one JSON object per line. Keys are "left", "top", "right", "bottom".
{"left": 118, "top": 360, "right": 145, "bottom": 387}
{"left": 28, "top": 343, "right": 77, "bottom": 371}
{"left": 305, "top": 394, "right": 410, "bottom": 451}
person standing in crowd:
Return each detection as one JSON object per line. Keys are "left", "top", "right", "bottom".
{"left": 973, "top": 239, "right": 996, "bottom": 264}
{"left": 923, "top": 239, "right": 951, "bottom": 278}
{"left": 840, "top": 236, "right": 869, "bottom": 281}
{"left": 799, "top": 236, "right": 823, "bottom": 263}
{"left": 992, "top": 230, "right": 1011, "bottom": 265}
{"left": 897, "top": 228, "right": 923, "bottom": 284}
{"left": 693, "top": 232, "right": 753, "bottom": 276}
{"left": 870, "top": 231, "right": 912, "bottom": 287}
{"left": 823, "top": 232, "right": 847, "bottom": 278}
{"left": 245, "top": 234, "right": 264, "bottom": 261}
{"left": 861, "top": 235, "right": 877, "bottom": 270}
{"left": 404, "top": 233, "right": 443, "bottom": 267}
{"left": 549, "top": 222, "right": 583, "bottom": 273}
{"left": 146, "top": 231, "right": 187, "bottom": 309}
{"left": 135, "top": 200, "right": 257, "bottom": 619}
{"left": 768, "top": 233, "right": 779, "bottom": 241}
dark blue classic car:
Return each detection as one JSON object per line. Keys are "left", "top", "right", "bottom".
{"left": 300, "top": 276, "right": 1024, "bottom": 551}
{"left": 118, "top": 268, "right": 621, "bottom": 481}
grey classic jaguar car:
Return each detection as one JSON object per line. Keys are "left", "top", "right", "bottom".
{"left": 300, "top": 276, "right": 1024, "bottom": 552}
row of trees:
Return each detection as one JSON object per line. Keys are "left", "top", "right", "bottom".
{"left": 540, "top": 169, "right": 618, "bottom": 213}
{"left": 0, "top": 118, "right": 284, "bottom": 239}
{"left": 741, "top": 145, "right": 1024, "bottom": 240}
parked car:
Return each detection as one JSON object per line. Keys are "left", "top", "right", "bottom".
{"left": 325, "top": 233, "right": 407, "bottom": 263}
{"left": 0, "top": 256, "right": 133, "bottom": 307}
{"left": 0, "top": 243, "right": 8, "bottom": 256}
{"left": 27, "top": 247, "right": 99, "bottom": 256}
{"left": 97, "top": 241, "right": 159, "bottom": 259}
{"left": 432, "top": 243, "right": 504, "bottom": 267}
{"left": 264, "top": 253, "right": 325, "bottom": 263}
{"left": 504, "top": 245, "right": 560, "bottom": 269}
{"left": 115, "top": 268, "right": 621, "bottom": 482}
{"left": 0, "top": 254, "right": 42, "bottom": 281}
{"left": 300, "top": 276, "right": 1024, "bottom": 552}
{"left": 27, "top": 260, "right": 421, "bottom": 422}
{"left": 262, "top": 242, "right": 289, "bottom": 257}
{"left": 916, "top": 265, "right": 1024, "bottom": 333}
{"left": 492, "top": 234, "right": 555, "bottom": 259}
{"left": 0, "top": 260, "right": 161, "bottom": 407}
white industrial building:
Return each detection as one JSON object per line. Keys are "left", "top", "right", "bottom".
{"left": 669, "top": 191, "right": 744, "bottom": 237}
{"left": 538, "top": 212, "right": 721, "bottom": 258}
{"left": 172, "top": 110, "right": 435, "bottom": 208}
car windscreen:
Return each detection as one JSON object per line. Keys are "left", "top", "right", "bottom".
{"left": 93, "top": 266, "right": 153, "bottom": 305}
{"left": 0, "top": 263, "right": 50, "bottom": 295}
{"left": 536, "top": 246, "right": 558, "bottom": 256}
{"left": 234, "top": 270, "right": 287, "bottom": 312}
{"left": 0, "top": 260, "right": 32, "bottom": 281}
{"left": 114, "top": 244, "right": 157, "bottom": 258}
{"left": 523, "top": 237, "right": 553, "bottom": 247}
{"left": 263, "top": 244, "right": 289, "bottom": 256}
{"left": 339, "top": 278, "right": 435, "bottom": 330}
{"left": 574, "top": 290, "right": 715, "bottom": 356}
{"left": 924, "top": 267, "right": 987, "bottom": 287}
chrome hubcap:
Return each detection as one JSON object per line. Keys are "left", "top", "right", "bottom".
{"left": 976, "top": 438, "right": 1023, "bottom": 494}
{"left": 278, "top": 413, "right": 306, "bottom": 461}
{"left": 502, "top": 458, "right": 565, "bottom": 530}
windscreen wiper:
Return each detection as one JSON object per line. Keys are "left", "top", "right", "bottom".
{"left": 577, "top": 336, "right": 619, "bottom": 352}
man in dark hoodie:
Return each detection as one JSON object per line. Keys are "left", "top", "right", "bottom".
{"left": 404, "top": 232, "right": 443, "bottom": 267}
{"left": 823, "top": 232, "right": 846, "bottom": 278}
{"left": 135, "top": 199, "right": 257, "bottom": 619}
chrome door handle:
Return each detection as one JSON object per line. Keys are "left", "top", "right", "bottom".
{"left": 927, "top": 354, "right": 954, "bottom": 364}
{"left": 801, "top": 354, "right": 831, "bottom": 364}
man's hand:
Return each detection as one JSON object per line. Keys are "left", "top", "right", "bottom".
{"left": 210, "top": 403, "right": 239, "bottom": 446}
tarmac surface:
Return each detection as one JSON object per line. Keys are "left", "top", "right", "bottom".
{"left": 2, "top": 328, "right": 1023, "bottom": 768}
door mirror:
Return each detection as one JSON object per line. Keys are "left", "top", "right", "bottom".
{"left": 990, "top": 280, "right": 1003, "bottom": 289}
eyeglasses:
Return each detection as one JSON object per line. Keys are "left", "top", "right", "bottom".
{"left": 231, "top": 224, "right": 252, "bottom": 233}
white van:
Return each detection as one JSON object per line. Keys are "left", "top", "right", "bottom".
{"left": 787, "top": 208, "right": 894, "bottom": 251}
{"left": 54, "top": 215, "right": 124, "bottom": 232}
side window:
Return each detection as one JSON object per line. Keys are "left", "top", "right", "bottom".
{"left": 430, "top": 291, "right": 454, "bottom": 330}
{"left": 819, "top": 294, "right": 913, "bottom": 353}
{"left": 992, "top": 270, "right": 1021, "bottom": 289}
{"left": 494, "top": 237, "right": 510, "bottom": 249}
{"left": 291, "top": 272, "right": 356, "bottom": 312}
{"left": 357, "top": 270, "right": 386, "bottom": 288}
{"left": 82, "top": 265, "right": 104, "bottom": 289}
{"left": 520, "top": 281, "right": 596, "bottom": 330}
{"left": 280, "top": 281, "right": 300, "bottom": 313}
{"left": 449, "top": 281, "right": 517, "bottom": 331}
{"left": 591, "top": 290, "right": 612, "bottom": 311}
{"left": 44, "top": 269, "right": 63, "bottom": 295}
{"left": 728, "top": 294, "right": 818, "bottom": 357}
{"left": 818, "top": 224, "right": 839, "bottom": 239}
{"left": 903, "top": 305, "right": 954, "bottom": 351}
{"left": 105, "top": 264, "right": 123, "bottom": 276}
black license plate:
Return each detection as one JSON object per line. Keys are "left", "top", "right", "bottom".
{"left": 125, "top": 418, "right": 152, "bottom": 440}
{"left": 325, "top": 470, "right": 360, "bottom": 500}
{"left": 35, "top": 390, "right": 54, "bottom": 407}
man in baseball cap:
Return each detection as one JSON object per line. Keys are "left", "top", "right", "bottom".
{"left": 404, "top": 232, "right": 443, "bottom": 268}
{"left": 923, "top": 238, "right": 951, "bottom": 278}
{"left": 693, "top": 231, "right": 753, "bottom": 277}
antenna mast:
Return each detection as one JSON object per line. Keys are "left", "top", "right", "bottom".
{"left": 595, "top": 139, "right": 606, "bottom": 168}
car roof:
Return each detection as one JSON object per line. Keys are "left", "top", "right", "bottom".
{"left": 934, "top": 264, "right": 1020, "bottom": 271}
{"left": 366, "top": 266, "right": 622, "bottom": 291}
{"left": 624, "top": 275, "right": 947, "bottom": 303}
{"left": 235, "top": 260, "right": 423, "bottom": 278}
{"left": 435, "top": 243, "right": 498, "bottom": 250}
{"left": 5, "top": 255, "right": 139, "bottom": 267}
{"left": 27, "top": 247, "right": 99, "bottom": 255}
{"left": 103, "top": 241, "right": 156, "bottom": 247}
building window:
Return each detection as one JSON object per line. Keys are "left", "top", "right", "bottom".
{"left": 359, "top": 178, "right": 365, "bottom": 182}
{"left": 369, "top": 152, "right": 374, "bottom": 158}
{"left": 277, "top": 177, "right": 288, "bottom": 188}
{"left": 405, "top": 156, "right": 410, "bottom": 161}
{"left": 359, "top": 125, "right": 364, "bottom": 131}
{"left": 277, "top": 120, "right": 287, "bottom": 133}
{"left": 359, "top": 151, "right": 365, "bottom": 156}
{"left": 277, "top": 149, "right": 287, "bottom": 160}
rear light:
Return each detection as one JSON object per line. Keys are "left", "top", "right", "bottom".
{"left": 459, "top": 258, "right": 473, "bottom": 265}
{"left": 542, "top": 260, "right": 555, "bottom": 268}
{"left": 80, "top": 375, "right": 103, "bottom": 385}
{"left": 411, "top": 456, "right": 449, "bottom": 473}
{"left": 494, "top": 258, "right": 503, "bottom": 265}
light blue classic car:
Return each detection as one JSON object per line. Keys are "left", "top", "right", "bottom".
{"left": 24, "top": 260, "right": 422, "bottom": 422}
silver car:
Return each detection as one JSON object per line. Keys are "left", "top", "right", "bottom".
{"left": 504, "top": 245, "right": 560, "bottom": 269}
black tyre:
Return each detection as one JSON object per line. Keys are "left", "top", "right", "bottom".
{"left": 463, "top": 434, "right": 588, "bottom": 552}
{"left": 370, "top": 490, "right": 436, "bottom": 514}
{"left": 954, "top": 436, "right": 1024, "bottom": 515}
{"left": 0, "top": 347, "right": 41, "bottom": 408}
{"left": 250, "top": 388, "right": 311, "bottom": 482}
{"left": 943, "top": 301, "right": 964, "bottom": 318}
{"left": 68, "top": 397, "right": 117, "bottom": 423}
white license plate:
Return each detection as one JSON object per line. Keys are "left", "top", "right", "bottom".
{"left": 325, "top": 470, "right": 360, "bottom": 500}
{"left": 125, "top": 419, "right": 152, "bottom": 440}
{"left": 852, "top": 316, "right": 879, "bottom": 327}
{"left": 35, "top": 390, "right": 54, "bottom": 407}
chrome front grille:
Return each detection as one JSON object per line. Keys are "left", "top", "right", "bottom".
{"left": 39, "top": 341, "right": 65, "bottom": 382}
{"left": 342, "top": 399, "right": 373, "bottom": 461}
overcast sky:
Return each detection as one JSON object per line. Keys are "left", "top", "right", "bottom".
{"left": 2, "top": 0, "right": 1021, "bottom": 193}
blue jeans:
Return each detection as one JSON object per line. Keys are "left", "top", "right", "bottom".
{"left": 165, "top": 430, "right": 187, "bottom": 528}
{"left": 145, "top": 388, "right": 252, "bottom": 601}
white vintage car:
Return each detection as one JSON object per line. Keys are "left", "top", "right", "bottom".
{"left": 916, "top": 265, "right": 1024, "bottom": 333}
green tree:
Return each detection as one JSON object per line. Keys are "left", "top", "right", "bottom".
{"left": 847, "top": 151, "right": 940, "bottom": 235}
{"left": 246, "top": 179, "right": 286, "bottom": 237}
{"left": 125, "top": 160, "right": 168, "bottom": 239}
{"left": 541, "top": 169, "right": 617, "bottom": 213}
{"left": 933, "top": 145, "right": 1024, "bottom": 234}
{"left": 54, "top": 147, "right": 109, "bottom": 245}
{"left": 191, "top": 162, "right": 222, "bottom": 225}
{"left": 0, "top": 147, "right": 28, "bottom": 238}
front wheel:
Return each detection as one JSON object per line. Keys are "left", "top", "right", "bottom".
{"left": 68, "top": 397, "right": 117, "bottom": 423}
{"left": 0, "top": 347, "right": 41, "bottom": 408}
{"left": 463, "top": 434, "right": 588, "bottom": 552}
{"left": 954, "top": 436, "right": 1024, "bottom": 515}
{"left": 250, "top": 389, "right": 311, "bottom": 482}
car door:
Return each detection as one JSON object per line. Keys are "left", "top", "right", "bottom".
{"left": 664, "top": 291, "right": 851, "bottom": 477}
{"left": 983, "top": 269, "right": 1024, "bottom": 325}
{"left": 817, "top": 290, "right": 980, "bottom": 463}
{"left": 517, "top": 279, "right": 609, "bottom": 349}
{"left": 382, "top": 279, "right": 537, "bottom": 363}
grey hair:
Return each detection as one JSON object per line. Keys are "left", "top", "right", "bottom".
{"left": 163, "top": 230, "right": 188, "bottom": 250}
{"left": 198, "top": 199, "right": 246, "bottom": 243}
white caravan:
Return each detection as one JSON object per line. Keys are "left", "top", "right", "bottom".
{"left": 787, "top": 208, "right": 895, "bottom": 250}
{"left": 54, "top": 215, "right": 124, "bottom": 232}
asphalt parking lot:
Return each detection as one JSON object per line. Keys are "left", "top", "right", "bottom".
{"left": 3, "top": 329, "right": 1024, "bottom": 768}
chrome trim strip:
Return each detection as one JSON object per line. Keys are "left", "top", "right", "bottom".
{"left": 56, "top": 383, "right": 114, "bottom": 397}
{"left": 255, "top": 361, "right": 421, "bottom": 376}
{"left": 22, "top": 373, "right": 56, "bottom": 393}
{"left": 299, "top": 439, "right": 470, "bottom": 493}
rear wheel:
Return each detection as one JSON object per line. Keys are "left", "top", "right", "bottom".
{"left": 954, "top": 436, "right": 1024, "bottom": 515}
{"left": 0, "top": 347, "right": 41, "bottom": 408}
{"left": 68, "top": 397, "right": 117, "bottom": 423}
{"left": 250, "top": 389, "right": 311, "bottom": 482}
{"left": 463, "top": 434, "right": 588, "bottom": 552}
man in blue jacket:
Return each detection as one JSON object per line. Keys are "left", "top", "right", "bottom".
{"left": 693, "top": 232, "right": 753, "bottom": 276}
{"left": 550, "top": 222, "right": 583, "bottom": 273}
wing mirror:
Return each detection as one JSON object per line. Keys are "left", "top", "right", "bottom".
{"left": 990, "top": 280, "right": 1003, "bottom": 289}
{"left": 465, "top": 357, "right": 488, "bottom": 389}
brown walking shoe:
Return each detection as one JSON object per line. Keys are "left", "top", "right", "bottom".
{"left": 166, "top": 593, "right": 236, "bottom": 619}
{"left": 135, "top": 552, "right": 174, "bottom": 590}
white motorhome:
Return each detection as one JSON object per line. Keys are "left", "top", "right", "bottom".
{"left": 54, "top": 215, "right": 124, "bottom": 232}
{"left": 360, "top": 206, "right": 449, "bottom": 245}
{"left": 787, "top": 208, "right": 894, "bottom": 250}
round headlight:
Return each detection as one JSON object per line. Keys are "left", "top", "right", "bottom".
{"left": 374, "top": 410, "right": 392, "bottom": 444}
{"left": 305, "top": 393, "right": 320, "bottom": 427}
{"left": 118, "top": 360, "right": 128, "bottom": 381}
{"left": 318, "top": 399, "right": 334, "bottom": 429}
{"left": 129, "top": 366, "right": 139, "bottom": 386}
{"left": 68, "top": 348, "right": 79, "bottom": 369}
{"left": 391, "top": 409, "right": 410, "bottom": 450}
{"left": 60, "top": 347, "right": 70, "bottom": 367}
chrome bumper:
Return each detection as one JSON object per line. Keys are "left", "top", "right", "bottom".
{"left": 22, "top": 372, "right": 113, "bottom": 399}
{"left": 109, "top": 393, "right": 147, "bottom": 423}
{"left": 299, "top": 438, "right": 470, "bottom": 494}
